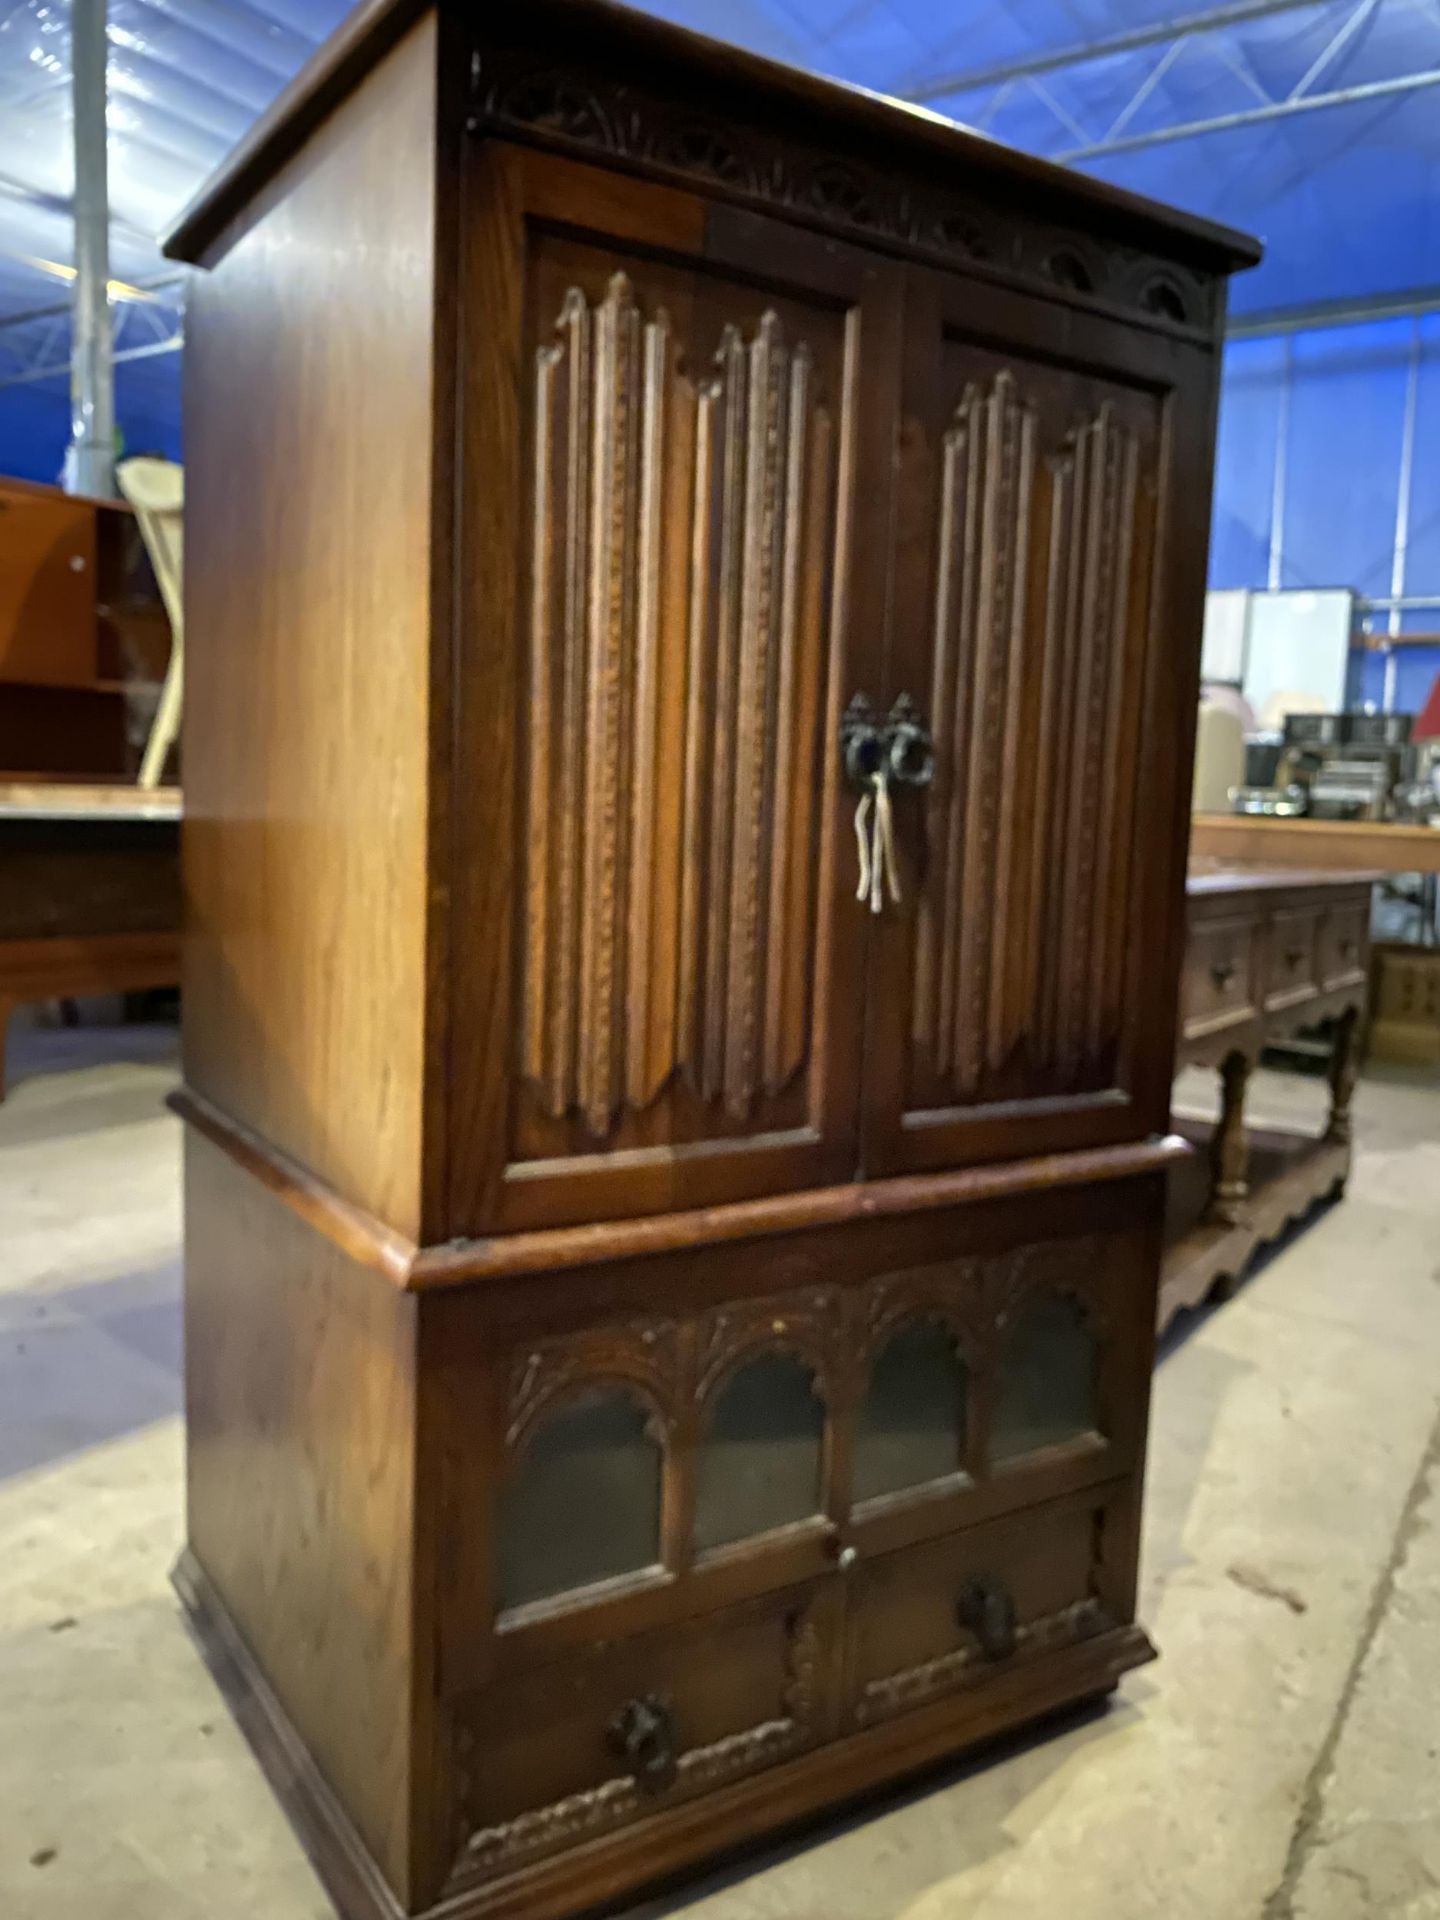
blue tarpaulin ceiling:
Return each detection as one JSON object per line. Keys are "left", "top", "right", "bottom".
{"left": 3, "top": 0, "right": 1440, "bottom": 685}
{"left": 4, "top": 0, "right": 1439, "bottom": 322}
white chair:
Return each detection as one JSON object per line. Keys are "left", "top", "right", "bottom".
{"left": 1258, "top": 687, "right": 1328, "bottom": 734}
{"left": 116, "top": 456, "right": 184, "bottom": 789}
{"left": 1192, "top": 699, "right": 1245, "bottom": 813}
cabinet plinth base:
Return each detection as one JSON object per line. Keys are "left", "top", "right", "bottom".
{"left": 172, "top": 1550, "right": 408, "bottom": 1920}
{"left": 174, "top": 1546, "right": 1153, "bottom": 1920}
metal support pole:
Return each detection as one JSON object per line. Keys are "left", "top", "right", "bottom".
{"left": 68, "top": 0, "right": 114, "bottom": 497}
{"left": 1266, "top": 338, "right": 1291, "bottom": 594}
{"left": 1377, "top": 319, "right": 1422, "bottom": 713}
{"left": 1388, "top": 320, "right": 1421, "bottom": 642}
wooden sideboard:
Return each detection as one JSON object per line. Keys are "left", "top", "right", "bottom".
{"left": 1161, "top": 867, "right": 1374, "bottom": 1332}
{"left": 0, "top": 786, "right": 181, "bottom": 1098}
{"left": 1192, "top": 813, "right": 1440, "bottom": 1067}
{"left": 161, "top": 6, "right": 1258, "bottom": 1919}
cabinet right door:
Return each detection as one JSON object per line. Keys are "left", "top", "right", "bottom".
{"left": 864, "top": 269, "right": 1221, "bottom": 1177}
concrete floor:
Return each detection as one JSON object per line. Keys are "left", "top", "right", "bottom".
{"left": 2, "top": 1025, "right": 1438, "bottom": 1920}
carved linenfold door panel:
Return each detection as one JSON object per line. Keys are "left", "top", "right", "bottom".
{"left": 451, "top": 147, "right": 899, "bottom": 1234}
{"left": 521, "top": 270, "right": 832, "bottom": 1144}
{"left": 911, "top": 372, "right": 1150, "bottom": 1106}
{"left": 864, "top": 308, "right": 1172, "bottom": 1177}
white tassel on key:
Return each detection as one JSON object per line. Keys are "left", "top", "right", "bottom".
{"left": 855, "top": 774, "right": 902, "bottom": 915}
{"left": 873, "top": 769, "right": 901, "bottom": 909}
{"left": 854, "top": 789, "right": 874, "bottom": 906}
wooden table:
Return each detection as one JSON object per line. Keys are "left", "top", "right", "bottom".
{"left": 1161, "top": 865, "right": 1375, "bottom": 1333}
{"left": 1192, "top": 812, "right": 1440, "bottom": 874}
{"left": 0, "top": 785, "right": 182, "bottom": 1098}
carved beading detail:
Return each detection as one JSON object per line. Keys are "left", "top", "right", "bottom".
{"left": 461, "top": 1774, "right": 639, "bottom": 1875}
{"left": 1017, "top": 1595, "right": 1109, "bottom": 1652}
{"left": 695, "top": 1285, "right": 841, "bottom": 1401}
{"left": 992, "top": 1234, "right": 1113, "bottom": 1344}
{"left": 476, "top": 61, "right": 1217, "bottom": 338}
{"left": 523, "top": 275, "right": 832, "bottom": 1141}
{"left": 506, "top": 1317, "right": 680, "bottom": 1448}
{"left": 856, "top": 1596, "right": 1112, "bottom": 1725}
{"left": 861, "top": 1261, "right": 984, "bottom": 1366}
{"left": 1056, "top": 404, "right": 1141, "bottom": 1077}
{"left": 781, "top": 1612, "right": 823, "bottom": 1724}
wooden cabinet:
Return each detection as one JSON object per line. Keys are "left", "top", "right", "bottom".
{"left": 164, "top": 6, "right": 1257, "bottom": 1919}
{"left": 0, "top": 476, "right": 173, "bottom": 780}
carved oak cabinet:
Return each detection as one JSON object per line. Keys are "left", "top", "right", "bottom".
{"left": 164, "top": 4, "right": 1258, "bottom": 1917}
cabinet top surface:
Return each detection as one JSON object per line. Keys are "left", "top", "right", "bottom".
{"left": 0, "top": 474, "right": 136, "bottom": 517}
{"left": 1187, "top": 860, "right": 1381, "bottom": 899}
{"left": 164, "top": 0, "right": 1262, "bottom": 275}
{"left": 1192, "top": 814, "right": 1440, "bottom": 876}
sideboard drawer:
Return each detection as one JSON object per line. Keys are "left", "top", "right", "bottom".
{"left": 1181, "top": 915, "right": 1258, "bottom": 1038}
{"left": 447, "top": 1581, "right": 836, "bottom": 1886}
{"left": 1320, "top": 903, "right": 1368, "bottom": 990}
{"left": 1264, "top": 908, "right": 1322, "bottom": 1011}
{"left": 847, "top": 1483, "right": 1128, "bottom": 1729}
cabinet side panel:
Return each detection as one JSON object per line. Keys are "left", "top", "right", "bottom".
{"left": 181, "top": 16, "right": 437, "bottom": 1236}
{"left": 183, "top": 1131, "right": 419, "bottom": 1897}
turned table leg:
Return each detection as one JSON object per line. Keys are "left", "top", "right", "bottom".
{"left": 1206, "top": 1047, "right": 1252, "bottom": 1227}
{"left": 1326, "top": 1006, "right": 1360, "bottom": 1147}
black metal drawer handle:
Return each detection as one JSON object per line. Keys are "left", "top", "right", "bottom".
{"left": 607, "top": 1693, "right": 677, "bottom": 1792}
{"left": 840, "top": 694, "right": 934, "bottom": 915}
{"left": 841, "top": 693, "right": 936, "bottom": 792}
{"left": 840, "top": 693, "right": 885, "bottom": 790}
{"left": 957, "top": 1573, "right": 1018, "bottom": 1661}
{"left": 883, "top": 693, "right": 935, "bottom": 791}
{"left": 1210, "top": 959, "right": 1237, "bottom": 990}
{"left": 1286, "top": 946, "right": 1308, "bottom": 968}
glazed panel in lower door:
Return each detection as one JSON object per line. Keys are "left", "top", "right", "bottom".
{"left": 452, "top": 146, "right": 899, "bottom": 1234}
{"left": 845, "top": 1482, "right": 1133, "bottom": 1729}
{"left": 844, "top": 1221, "right": 1154, "bottom": 1558}
{"left": 443, "top": 1580, "right": 840, "bottom": 1895}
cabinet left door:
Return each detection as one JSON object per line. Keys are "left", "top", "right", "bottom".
{"left": 448, "top": 146, "right": 901, "bottom": 1234}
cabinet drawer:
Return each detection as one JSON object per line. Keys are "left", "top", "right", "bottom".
{"left": 1182, "top": 916, "right": 1258, "bottom": 1039}
{"left": 848, "top": 1483, "right": 1129, "bottom": 1729}
{"left": 1264, "top": 909, "right": 1322, "bottom": 1011}
{"left": 1320, "top": 904, "right": 1368, "bottom": 990}
{"left": 448, "top": 1582, "right": 836, "bottom": 1883}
